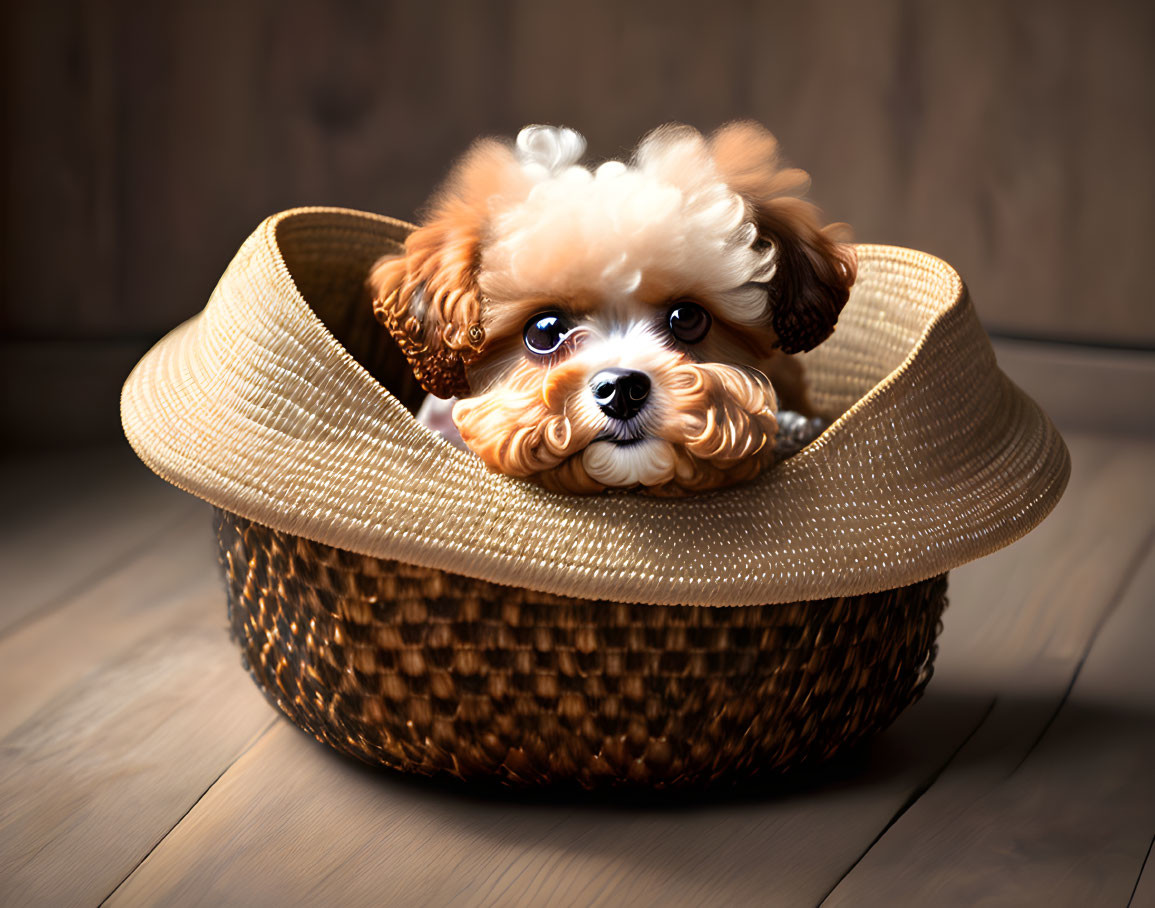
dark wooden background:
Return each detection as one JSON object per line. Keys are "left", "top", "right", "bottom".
{"left": 3, "top": 0, "right": 1153, "bottom": 448}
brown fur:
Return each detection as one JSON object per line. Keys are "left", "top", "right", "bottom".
{"left": 368, "top": 138, "right": 525, "bottom": 397}
{"left": 708, "top": 121, "right": 857, "bottom": 354}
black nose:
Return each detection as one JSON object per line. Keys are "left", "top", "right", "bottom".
{"left": 591, "top": 368, "right": 651, "bottom": 420}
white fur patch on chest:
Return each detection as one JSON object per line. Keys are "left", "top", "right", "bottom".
{"left": 415, "top": 395, "right": 466, "bottom": 449}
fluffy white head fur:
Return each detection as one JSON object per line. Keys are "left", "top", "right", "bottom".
{"left": 478, "top": 126, "right": 777, "bottom": 324}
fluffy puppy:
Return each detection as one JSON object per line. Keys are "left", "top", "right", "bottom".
{"left": 368, "top": 122, "right": 856, "bottom": 495}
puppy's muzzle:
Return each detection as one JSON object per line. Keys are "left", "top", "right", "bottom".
{"left": 591, "top": 369, "right": 650, "bottom": 421}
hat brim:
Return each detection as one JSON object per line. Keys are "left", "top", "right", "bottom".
{"left": 121, "top": 207, "right": 1069, "bottom": 606}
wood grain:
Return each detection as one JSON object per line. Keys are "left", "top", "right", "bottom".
{"left": 1132, "top": 841, "right": 1155, "bottom": 908}
{"left": 0, "top": 488, "right": 273, "bottom": 906}
{"left": 0, "top": 443, "right": 196, "bottom": 635}
{"left": 102, "top": 717, "right": 987, "bottom": 908}
{"left": 992, "top": 339, "right": 1155, "bottom": 437}
{"left": 0, "top": 507, "right": 213, "bottom": 738}
{"left": 103, "top": 433, "right": 1155, "bottom": 907}
{"left": 825, "top": 540, "right": 1155, "bottom": 906}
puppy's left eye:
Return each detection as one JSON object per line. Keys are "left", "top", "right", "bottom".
{"left": 524, "top": 311, "right": 572, "bottom": 355}
{"left": 668, "top": 302, "right": 711, "bottom": 344}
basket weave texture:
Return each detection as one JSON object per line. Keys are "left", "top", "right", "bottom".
{"left": 218, "top": 509, "right": 948, "bottom": 788}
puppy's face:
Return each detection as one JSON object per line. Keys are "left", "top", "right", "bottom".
{"left": 452, "top": 293, "right": 781, "bottom": 495}
{"left": 370, "top": 122, "right": 856, "bottom": 495}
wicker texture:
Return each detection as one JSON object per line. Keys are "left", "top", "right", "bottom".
{"left": 121, "top": 207, "right": 1068, "bottom": 607}
{"left": 218, "top": 508, "right": 948, "bottom": 788}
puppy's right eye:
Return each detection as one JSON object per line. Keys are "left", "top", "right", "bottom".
{"left": 668, "top": 301, "right": 712, "bottom": 344}
{"left": 523, "top": 312, "right": 572, "bottom": 355}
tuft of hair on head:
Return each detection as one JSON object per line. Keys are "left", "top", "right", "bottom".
{"left": 515, "top": 125, "right": 587, "bottom": 177}
{"left": 708, "top": 121, "right": 857, "bottom": 354}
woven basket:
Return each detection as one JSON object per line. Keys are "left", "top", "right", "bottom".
{"left": 217, "top": 508, "right": 946, "bottom": 787}
{"left": 121, "top": 207, "right": 1068, "bottom": 789}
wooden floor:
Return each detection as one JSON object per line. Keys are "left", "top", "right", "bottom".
{"left": 2, "top": 422, "right": 1154, "bottom": 905}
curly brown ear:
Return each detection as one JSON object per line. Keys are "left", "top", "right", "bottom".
{"left": 367, "top": 138, "right": 521, "bottom": 398}
{"left": 368, "top": 244, "right": 480, "bottom": 400}
{"left": 709, "top": 121, "right": 857, "bottom": 354}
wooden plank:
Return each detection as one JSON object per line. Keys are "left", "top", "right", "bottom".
{"left": 106, "top": 434, "right": 1154, "bottom": 907}
{"left": 2, "top": 0, "right": 120, "bottom": 337}
{"left": 0, "top": 443, "right": 196, "bottom": 635}
{"left": 0, "top": 504, "right": 274, "bottom": 906}
{"left": 824, "top": 540, "right": 1155, "bottom": 906}
{"left": 103, "top": 711, "right": 986, "bottom": 908}
{"left": 1132, "top": 840, "right": 1155, "bottom": 908}
{"left": 992, "top": 340, "right": 1155, "bottom": 437}
{"left": 0, "top": 507, "right": 212, "bottom": 739}
{"left": 928, "top": 437, "right": 1155, "bottom": 691}
{"left": 508, "top": 0, "right": 752, "bottom": 150}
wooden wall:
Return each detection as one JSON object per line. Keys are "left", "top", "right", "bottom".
{"left": 3, "top": 0, "right": 1153, "bottom": 446}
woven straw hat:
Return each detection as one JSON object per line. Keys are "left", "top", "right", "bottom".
{"left": 121, "top": 207, "right": 1068, "bottom": 607}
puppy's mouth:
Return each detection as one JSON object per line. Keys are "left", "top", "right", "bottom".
{"left": 595, "top": 434, "right": 646, "bottom": 448}
{"left": 593, "top": 419, "right": 649, "bottom": 447}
